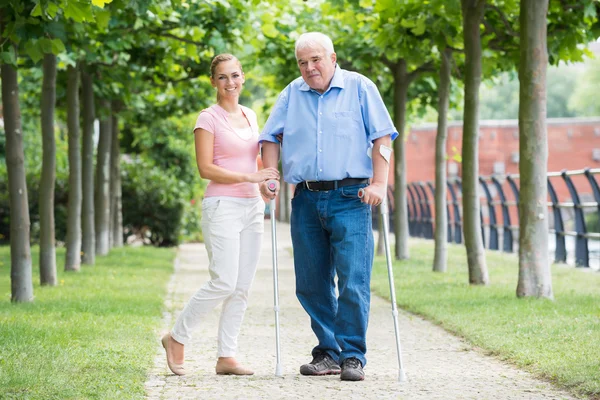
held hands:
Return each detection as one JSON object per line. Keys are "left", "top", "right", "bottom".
{"left": 249, "top": 167, "right": 279, "bottom": 184}
{"left": 359, "top": 182, "right": 386, "bottom": 206}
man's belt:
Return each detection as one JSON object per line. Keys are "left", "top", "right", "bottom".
{"left": 297, "top": 178, "right": 369, "bottom": 192}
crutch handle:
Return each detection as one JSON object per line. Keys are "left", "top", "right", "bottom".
{"left": 266, "top": 179, "right": 278, "bottom": 193}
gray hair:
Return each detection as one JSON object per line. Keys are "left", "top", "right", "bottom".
{"left": 295, "top": 32, "right": 335, "bottom": 59}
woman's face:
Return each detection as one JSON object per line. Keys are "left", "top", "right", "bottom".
{"left": 211, "top": 60, "right": 244, "bottom": 100}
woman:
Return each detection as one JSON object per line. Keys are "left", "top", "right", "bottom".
{"left": 161, "top": 54, "right": 279, "bottom": 376}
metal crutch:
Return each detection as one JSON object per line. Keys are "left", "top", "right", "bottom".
{"left": 267, "top": 180, "right": 283, "bottom": 377}
{"left": 359, "top": 186, "right": 407, "bottom": 382}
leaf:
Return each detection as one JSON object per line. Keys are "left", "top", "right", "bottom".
{"left": 47, "top": 3, "right": 59, "bottom": 18}
{"left": 51, "top": 39, "right": 66, "bottom": 54}
{"left": 584, "top": 1, "right": 597, "bottom": 19}
{"left": 0, "top": 49, "right": 17, "bottom": 65}
{"left": 95, "top": 9, "right": 111, "bottom": 30}
{"left": 186, "top": 44, "right": 197, "bottom": 58}
{"left": 92, "top": 0, "right": 114, "bottom": 8}
{"left": 133, "top": 18, "right": 144, "bottom": 30}
{"left": 400, "top": 19, "right": 416, "bottom": 28}
{"left": 261, "top": 23, "right": 278, "bottom": 39}
{"left": 64, "top": 2, "right": 92, "bottom": 22}
{"left": 24, "top": 40, "right": 43, "bottom": 63}
{"left": 31, "top": 4, "right": 42, "bottom": 17}
{"left": 40, "top": 38, "right": 54, "bottom": 54}
{"left": 411, "top": 19, "right": 426, "bottom": 36}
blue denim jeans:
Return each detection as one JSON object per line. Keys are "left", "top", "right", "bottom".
{"left": 290, "top": 182, "right": 373, "bottom": 367}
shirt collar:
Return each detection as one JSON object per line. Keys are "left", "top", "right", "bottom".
{"left": 299, "top": 64, "right": 345, "bottom": 93}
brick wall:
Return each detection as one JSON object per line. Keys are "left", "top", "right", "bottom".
{"left": 398, "top": 118, "right": 600, "bottom": 197}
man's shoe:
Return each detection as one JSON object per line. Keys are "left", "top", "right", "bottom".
{"left": 340, "top": 357, "right": 365, "bottom": 381}
{"left": 299, "top": 351, "right": 341, "bottom": 376}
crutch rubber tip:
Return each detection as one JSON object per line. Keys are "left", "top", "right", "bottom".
{"left": 398, "top": 370, "right": 407, "bottom": 383}
{"left": 275, "top": 364, "right": 283, "bottom": 377}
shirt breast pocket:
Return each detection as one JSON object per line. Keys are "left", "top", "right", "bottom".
{"left": 334, "top": 111, "right": 361, "bottom": 137}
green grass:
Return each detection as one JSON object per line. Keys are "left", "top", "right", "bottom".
{"left": 371, "top": 239, "right": 600, "bottom": 399}
{"left": 0, "top": 245, "right": 175, "bottom": 400}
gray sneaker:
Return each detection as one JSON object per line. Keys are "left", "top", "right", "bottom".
{"left": 340, "top": 357, "right": 365, "bottom": 381}
{"left": 300, "top": 351, "right": 341, "bottom": 376}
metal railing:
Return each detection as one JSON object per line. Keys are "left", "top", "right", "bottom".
{"left": 401, "top": 168, "right": 600, "bottom": 268}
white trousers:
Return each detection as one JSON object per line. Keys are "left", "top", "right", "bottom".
{"left": 171, "top": 196, "right": 264, "bottom": 357}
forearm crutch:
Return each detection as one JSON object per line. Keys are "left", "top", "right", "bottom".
{"left": 267, "top": 180, "right": 283, "bottom": 377}
{"left": 359, "top": 145, "right": 407, "bottom": 383}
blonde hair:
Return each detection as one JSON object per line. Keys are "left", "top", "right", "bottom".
{"left": 210, "top": 53, "right": 242, "bottom": 77}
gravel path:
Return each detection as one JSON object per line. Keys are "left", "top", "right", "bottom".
{"left": 145, "top": 221, "right": 575, "bottom": 400}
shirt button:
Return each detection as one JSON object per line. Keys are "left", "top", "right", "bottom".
{"left": 319, "top": 112, "right": 322, "bottom": 115}
{"left": 319, "top": 149, "right": 322, "bottom": 152}
{"left": 319, "top": 130, "right": 322, "bottom": 134}
{"left": 319, "top": 169, "right": 322, "bottom": 172}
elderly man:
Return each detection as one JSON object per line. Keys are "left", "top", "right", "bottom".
{"left": 259, "top": 32, "right": 397, "bottom": 381}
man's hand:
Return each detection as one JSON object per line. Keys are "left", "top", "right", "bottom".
{"left": 260, "top": 179, "right": 280, "bottom": 200}
{"left": 360, "top": 182, "right": 386, "bottom": 206}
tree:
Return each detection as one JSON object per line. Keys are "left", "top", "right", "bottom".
{"left": 95, "top": 99, "right": 112, "bottom": 256}
{"left": 81, "top": 68, "right": 96, "bottom": 265}
{"left": 1, "top": 36, "right": 34, "bottom": 301}
{"left": 461, "top": 0, "right": 489, "bottom": 285}
{"left": 516, "top": 0, "right": 552, "bottom": 299}
{"left": 64, "top": 64, "right": 82, "bottom": 272}
{"left": 39, "top": 52, "right": 58, "bottom": 285}
{"left": 433, "top": 48, "right": 453, "bottom": 272}
{"left": 109, "top": 111, "right": 123, "bottom": 248}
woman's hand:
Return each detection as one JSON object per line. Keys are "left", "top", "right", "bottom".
{"left": 248, "top": 167, "right": 279, "bottom": 183}
{"left": 260, "top": 180, "right": 279, "bottom": 200}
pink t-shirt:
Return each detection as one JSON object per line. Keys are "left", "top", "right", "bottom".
{"left": 194, "top": 104, "right": 261, "bottom": 198}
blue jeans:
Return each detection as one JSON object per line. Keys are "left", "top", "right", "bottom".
{"left": 290, "top": 183, "right": 373, "bottom": 367}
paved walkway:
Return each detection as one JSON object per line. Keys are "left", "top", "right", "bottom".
{"left": 145, "top": 221, "right": 574, "bottom": 400}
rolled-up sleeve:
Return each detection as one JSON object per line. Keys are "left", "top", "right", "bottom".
{"left": 259, "top": 87, "right": 289, "bottom": 144}
{"left": 360, "top": 79, "right": 398, "bottom": 142}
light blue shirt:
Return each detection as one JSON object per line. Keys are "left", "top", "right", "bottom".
{"left": 259, "top": 65, "right": 398, "bottom": 184}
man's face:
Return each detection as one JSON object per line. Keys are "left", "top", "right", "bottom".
{"left": 296, "top": 45, "right": 336, "bottom": 94}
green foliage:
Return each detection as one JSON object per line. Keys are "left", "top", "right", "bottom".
{"left": 569, "top": 56, "right": 600, "bottom": 117}
{"left": 371, "top": 240, "right": 600, "bottom": 398}
{"left": 0, "top": 120, "right": 70, "bottom": 245}
{"left": 585, "top": 211, "right": 599, "bottom": 233}
{"left": 121, "top": 156, "right": 200, "bottom": 247}
{"left": 0, "top": 244, "right": 174, "bottom": 399}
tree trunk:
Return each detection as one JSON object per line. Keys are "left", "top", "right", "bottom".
{"left": 65, "top": 64, "right": 82, "bottom": 272}
{"left": 461, "top": 0, "right": 489, "bottom": 285}
{"left": 81, "top": 69, "right": 95, "bottom": 265}
{"left": 433, "top": 48, "right": 453, "bottom": 273}
{"left": 2, "top": 60, "right": 34, "bottom": 302}
{"left": 39, "top": 53, "right": 57, "bottom": 285}
{"left": 95, "top": 100, "right": 112, "bottom": 256}
{"left": 110, "top": 113, "right": 123, "bottom": 248}
{"left": 517, "top": 0, "right": 553, "bottom": 299}
{"left": 392, "top": 60, "right": 410, "bottom": 260}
